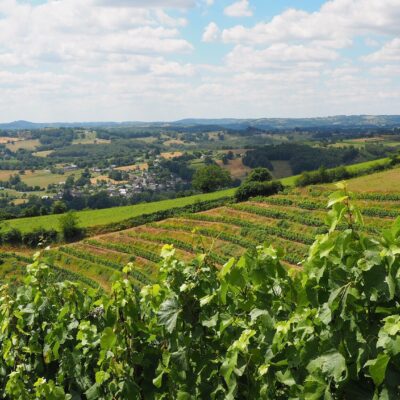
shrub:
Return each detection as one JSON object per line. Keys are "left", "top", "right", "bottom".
{"left": 192, "top": 165, "right": 232, "bottom": 193}
{"left": 234, "top": 180, "right": 283, "bottom": 202}
{"left": 244, "top": 167, "right": 273, "bottom": 183}
{"left": 59, "top": 211, "right": 84, "bottom": 242}
{"left": 2, "top": 228, "right": 22, "bottom": 245}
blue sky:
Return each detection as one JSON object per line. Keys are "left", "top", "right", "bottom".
{"left": 0, "top": 0, "right": 399, "bottom": 122}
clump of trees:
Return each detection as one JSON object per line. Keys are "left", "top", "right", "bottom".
{"left": 235, "top": 167, "right": 282, "bottom": 201}
{"left": 58, "top": 211, "right": 84, "bottom": 242}
{"left": 0, "top": 189, "right": 400, "bottom": 398}
{"left": 295, "top": 155, "right": 400, "bottom": 187}
{"left": 242, "top": 143, "right": 376, "bottom": 175}
{"left": 192, "top": 164, "right": 232, "bottom": 193}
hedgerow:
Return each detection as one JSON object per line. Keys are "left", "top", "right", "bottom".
{"left": 1, "top": 185, "right": 400, "bottom": 398}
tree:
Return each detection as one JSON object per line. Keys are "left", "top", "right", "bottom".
{"left": 58, "top": 211, "right": 83, "bottom": 241}
{"left": 235, "top": 180, "right": 283, "bottom": 202}
{"left": 52, "top": 201, "right": 67, "bottom": 214}
{"left": 192, "top": 165, "right": 231, "bottom": 193}
{"left": 245, "top": 167, "right": 273, "bottom": 183}
{"left": 235, "top": 167, "right": 277, "bottom": 201}
{"left": 64, "top": 175, "right": 75, "bottom": 189}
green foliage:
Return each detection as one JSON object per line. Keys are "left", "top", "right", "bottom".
{"left": 2, "top": 188, "right": 400, "bottom": 398}
{"left": 235, "top": 180, "right": 283, "bottom": 202}
{"left": 192, "top": 164, "right": 232, "bottom": 193}
{"left": 244, "top": 167, "right": 273, "bottom": 183}
{"left": 295, "top": 156, "right": 400, "bottom": 187}
{"left": 59, "top": 211, "right": 84, "bottom": 242}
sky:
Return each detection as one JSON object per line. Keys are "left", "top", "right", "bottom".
{"left": 0, "top": 0, "right": 399, "bottom": 122}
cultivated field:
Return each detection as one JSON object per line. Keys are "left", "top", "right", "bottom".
{"left": 0, "top": 168, "right": 82, "bottom": 189}
{"left": 38, "top": 183, "right": 400, "bottom": 291}
{"left": 0, "top": 137, "right": 21, "bottom": 144}
{"left": 6, "top": 139, "right": 40, "bottom": 151}
{"left": 216, "top": 158, "right": 251, "bottom": 180}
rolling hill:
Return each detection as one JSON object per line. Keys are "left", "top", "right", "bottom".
{"left": 27, "top": 170, "right": 400, "bottom": 290}
{"left": 2, "top": 115, "right": 400, "bottom": 130}
{"left": 3, "top": 163, "right": 400, "bottom": 288}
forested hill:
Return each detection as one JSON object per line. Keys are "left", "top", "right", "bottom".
{"left": 2, "top": 115, "right": 400, "bottom": 130}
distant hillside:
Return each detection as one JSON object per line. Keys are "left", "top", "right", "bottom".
{"left": 1, "top": 115, "right": 400, "bottom": 130}
{"left": 174, "top": 115, "right": 400, "bottom": 130}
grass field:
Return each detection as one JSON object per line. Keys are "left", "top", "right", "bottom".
{"left": 6, "top": 139, "right": 40, "bottom": 151}
{"left": 346, "top": 157, "right": 390, "bottom": 172}
{"left": 0, "top": 169, "right": 83, "bottom": 189}
{"left": 33, "top": 150, "right": 54, "bottom": 158}
{"left": 0, "top": 188, "right": 236, "bottom": 233}
{"left": 329, "top": 167, "right": 400, "bottom": 192}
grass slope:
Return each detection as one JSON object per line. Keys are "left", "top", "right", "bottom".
{"left": 1, "top": 188, "right": 236, "bottom": 233}
{"left": 328, "top": 166, "right": 400, "bottom": 192}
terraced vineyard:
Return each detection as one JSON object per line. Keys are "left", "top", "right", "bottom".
{"left": 36, "top": 186, "right": 400, "bottom": 291}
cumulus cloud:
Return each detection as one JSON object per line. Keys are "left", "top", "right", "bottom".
{"left": 0, "top": 0, "right": 399, "bottom": 121}
{"left": 364, "top": 38, "right": 400, "bottom": 62}
{"left": 95, "top": 0, "right": 195, "bottom": 8}
{"left": 222, "top": 0, "right": 400, "bottom": 45}
{"left": 224, "top": 0, "right": 252, "bottom": 18}
{"left": 202, "top": 22, "right": 220, "bottom": 42}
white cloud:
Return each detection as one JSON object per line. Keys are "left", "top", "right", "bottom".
{"left": 222, "top": 0, "right": 400, "bottom": 45}
{"left": 226, "top": 44, "right": 338, "bottom": 70}
{"left": 364, "top": 38, "right": 400, "bottom": 63}
{"left": 202, "top": 22, "right": 220, "bottom": 42}
{"left": 95, "top": 0, "right": 195, "bottom": 8}
{"left": 224, "top": 0, "right": 252, "bottom": 18}
{"left": 0, "top": 0, "right": 399, "bottom": 121}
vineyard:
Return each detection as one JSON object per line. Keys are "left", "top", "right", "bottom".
{"left": 21, "top": 185, "right": 400, "bottom": 291}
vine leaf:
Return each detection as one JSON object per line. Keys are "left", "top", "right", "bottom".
{"left": 158, "top": 297, "right": 181, "bottom": 333}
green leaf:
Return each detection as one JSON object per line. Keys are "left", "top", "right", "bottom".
{"left": 307, "top": 351, "right": 347, "bottom": 383}
{"left": 276, "top": 369, "right": 296, "bottom": 387}
{"left": 221, "top": 351, "right": 238, "bottom": 385}
{"left": 100, "top": 327, "right": 116, "bottom": 350}
{"left": 158, "top": 297, "right": 181, "bottom": 333}
{"left": 218, "top": 258, "right": 235, "bottom": 280}
{"left": 365, "top": 354, "right": 390, "bottom": 386}
{"left": 304, "top": 375, "right": 327, "bottom": 400}
{"left": 85, "top": 383, "right": 100, "bottom": 400}
{"left": 327, "top": 192, "right": 348, "bottom": 208}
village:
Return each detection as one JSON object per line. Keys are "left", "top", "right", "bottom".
{"left": 48, "top": 155, "right": 189, "bottom": 202}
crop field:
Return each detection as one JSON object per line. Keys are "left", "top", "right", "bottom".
{"left": 33, "top": 185, "right": 400, "bottom": 291}
{"left": 33, "top": 150, "right": 54, "bottom": 158}
{"left": 0, "top": 168, "right": 82, "bottom": 189}
{"left": 0, "top": 188, "right": 236, "bottom": 233}
{"left": 216, "top": 158, "right": 251, "bottom": 180}
{"left": 0, "top": 137, "right": 21, "bottom": 144}
{"left": 5, "top": 139, "right": 40, "bottom": 151}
